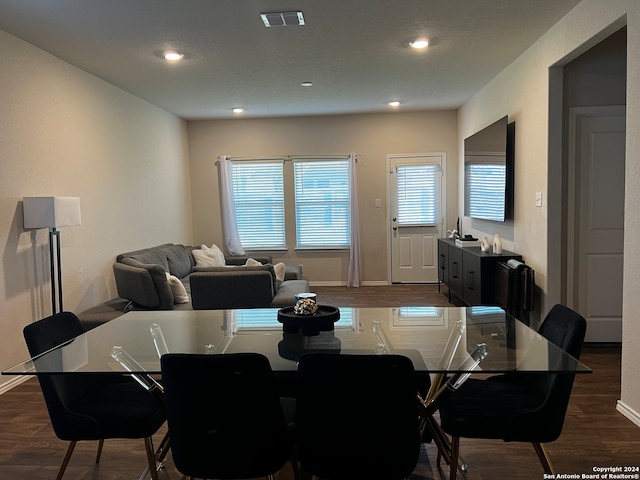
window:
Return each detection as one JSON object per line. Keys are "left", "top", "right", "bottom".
{"left": 395, "top": 164, "right": 439, "bottom": 226}
{"left": 227, "top": 156, "right": 352, "bottom": 250}
{"left": 294, "top": 159, "right": 350, "bottom": 248}
{"left": 230, "top": 160, "right": 285, "bottom": 249}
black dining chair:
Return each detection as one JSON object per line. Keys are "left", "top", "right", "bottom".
{"left": 22, "top": 311, "right": 166, "bottom": 480}
{"left": 438, "top": 304, "right": 587, "bottom": 480}
{"left": 294, "top": 353, "right": 422, "bottom": 480}
{"left": 160, "top": 352, "right": 297, "bottom": 480}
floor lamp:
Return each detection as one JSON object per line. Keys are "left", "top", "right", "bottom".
{"left": 23, "top": 197, "right": 82, "bottom": 315}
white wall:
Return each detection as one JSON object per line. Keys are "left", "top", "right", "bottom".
{"left": 187, "top": 111, "right": 458, "bottom": 283}
{"left": 0, "top": 30, "right": 191, "bottom": 392}
{"left": 458, "top": 0, "right": 640, "bottom": 425}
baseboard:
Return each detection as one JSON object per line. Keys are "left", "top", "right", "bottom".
{"left": 308, "top": 280, "right": 390, "bottom": 287}
{"left": 0, "top": 375, "right": 30, "bottom": 396}
{"left": 616, "top": 400, "right": 640, "bottom": 427}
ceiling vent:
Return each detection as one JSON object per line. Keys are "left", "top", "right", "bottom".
{"left": 261, "top": 11, "right": 305, "bottom": 27}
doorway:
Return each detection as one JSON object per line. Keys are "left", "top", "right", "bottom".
{"left": 568, "top": 106, "right": 626, "bottom": 342}
{"left": 552, "top": 27, "right": 627, "bottom": 342}
{"left": 387, "top": 153, "right": 446, "bottom": 283}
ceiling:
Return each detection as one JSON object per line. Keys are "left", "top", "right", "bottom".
{"left": 0, "top": 0, "right": 582, "bottom": 120}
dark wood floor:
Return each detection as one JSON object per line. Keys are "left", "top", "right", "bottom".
{"left": 1, "top": 284, "right": 638, "bottom": 479}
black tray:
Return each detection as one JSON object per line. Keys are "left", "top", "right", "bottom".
{"left": 277, "top": 305, "right": 340, "bottom": 336}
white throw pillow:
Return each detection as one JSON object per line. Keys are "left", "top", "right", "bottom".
{"left": 245, "top": 258, "right": 262, "bottom": 266}
{"left": 165, "top": 273, "right": 189, "bottom": 304}
{"left": 193, "top": 244, "right": 226, "bottom": 267}
{"left": 273, "top": 262, "right": 286, "bottom": 282}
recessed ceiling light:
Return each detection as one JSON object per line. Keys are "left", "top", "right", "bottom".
{"left": 389, "top": 101, "right": 400, "bottom": 107}
{"left": 232, "top": 108, "right": 244, "bottom": 114}
{"left": 410, "top": 38, "right": 429, "bottom": 49}
{"left": 300, "top": 81, "right": 313, "bottom": 87}
{"left": 164, "top": 50, "right": 184, "bottom": 61}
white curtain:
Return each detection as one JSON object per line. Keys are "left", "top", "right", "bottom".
{"left": 347, "top": 153, "right": 361, "bottom": 287}
{"left": 218, "top": 155, "right": 246, "bottom": 256}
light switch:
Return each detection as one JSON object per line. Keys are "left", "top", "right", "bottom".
{"left": 535, "top": 192, "right": 542, "bottom": 207}
{"left": 375, "top": 198, "right": 381, "bottom": 208}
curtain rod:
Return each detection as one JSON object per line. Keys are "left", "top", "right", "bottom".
{"left": 288, "top": 154, "right": 352, "bottom": 160}
{"left": 218, "top": 156, "right": 286, "bottom": 162}
{"left": 219, "top": 154, "right": 358, "bottom": 162}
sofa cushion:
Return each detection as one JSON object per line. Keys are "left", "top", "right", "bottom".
{"left": 192, "top": 244, "right": 226, "bottom": 267}
{"left": 161, "top": 244, "right": 192, "bottom": 278}
{"left": 284, "top": 263, "right": 303, "bottom": 281}
{"left": 126, "top": 250, "right": 170, "bottom": 272}
{"left": 113, "top": 262, "right": 161, "bottom": 308}
{"left": 272, "top": 280, "right": 310, "bottom": 307}
{"left": 193, "top": 264, "right": 277, "bottom": 293}
{"left": 193, "top": 264, "right": 275, "bottom": 276}
{"left": 226, "top": 255, "right": 272, "bottom": 266}
{"left": 120, "top": 258, "right": 174, "bottom": 309}
{"left": 245, "top": 258, "right": 286, "bottom": 283}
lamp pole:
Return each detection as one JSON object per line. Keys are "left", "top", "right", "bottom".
{"left": 49, "top": 228, "right": 64, "bottom": 314}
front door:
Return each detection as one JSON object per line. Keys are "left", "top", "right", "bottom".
{"left": 568, "top": 106, "right": 625, "bottom": 342}
{"left": 388, "top": 154, "right": 445, "bottom": 283}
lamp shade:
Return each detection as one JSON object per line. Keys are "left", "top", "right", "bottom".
{"left": 23, "top": 197, "right": 81, "bottom": 229}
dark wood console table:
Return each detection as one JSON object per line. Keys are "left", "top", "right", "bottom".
{"left": 438, "top": 238, "right": 522, "bottom": 306}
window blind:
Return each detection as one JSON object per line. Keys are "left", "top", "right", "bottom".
{"left": 294, "top": 159, "right": 350, "bottom": 248}
{"left": 230, "top": 161, "right": 285, "bottom": 249}
{"left": 395, "top": 164, "right": 438, "bottom": 226}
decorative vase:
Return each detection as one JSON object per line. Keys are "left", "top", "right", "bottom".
{"left": 493, "top": 234, "right": 503, "bottom": 254}
{"left": 481, "top": 236, "right": 491, "bottom": 252}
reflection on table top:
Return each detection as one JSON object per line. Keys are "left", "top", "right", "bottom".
{"left": 3, "top": 306, "right": 591, "bottom": 376}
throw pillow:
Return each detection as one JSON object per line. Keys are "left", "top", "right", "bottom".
{"left": 165, "top": 273, "right": 189, "bottom": 304}
{"left": 245, "top": 258, "right": 262, "bottom": 266}
{"left": 273, "top": 262, "right": 286, "bottom": 282}
{"left": 192, "top": 243, "right": 226, "bottom": 268}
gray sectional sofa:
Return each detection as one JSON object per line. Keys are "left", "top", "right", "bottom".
{"left": 78, "top": 243, "right": 309, "bottom": 329}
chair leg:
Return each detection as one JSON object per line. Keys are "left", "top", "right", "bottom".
{"left": 532, "top": 442, "right": 556, "bottom": 475}
{"left": 289, "top": 457, "right": 300, "bottom": 480}
{"left": 143, "top": 436, "right": 159, "bottom": 480}
{"left": 449, "top": 436, "right": 460, "bottom": 480}
{"left": 155, "top": 431, "right": 171, "bottom": 464}
{"left": 95, "top": 439, "right": 105, "bottom": 464}
{"left": 55, "top": 441, "right": 77, "bottom": 480}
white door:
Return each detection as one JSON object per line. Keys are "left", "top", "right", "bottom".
{"left": 568, "top": 106, "right": 625, "bottom": 342}
{"left": 388, "top": 154, "right": 445, "bottom": 283}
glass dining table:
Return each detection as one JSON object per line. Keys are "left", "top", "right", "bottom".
{"left": 3, "top": 306, "right": 590, "bottom": 377}
{"left": 3, "top": 305, "right": 591, "bottom": 480}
